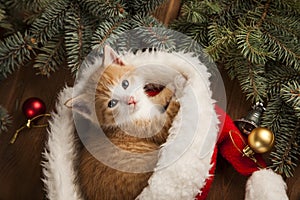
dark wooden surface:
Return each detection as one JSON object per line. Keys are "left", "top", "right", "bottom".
{"left": 0, "top": 64, "right": 74, "bottom": 200}
{"left": 0, "top": 61, "right": 299, "bottom": 200}
{"left": 0, "top": 1, "right": 299, "bottom": 199}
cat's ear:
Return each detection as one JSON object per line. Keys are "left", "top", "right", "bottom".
{"left": 65, "top": 94, "right": 93, "bottom": 121}
{"left": 103, "top": 45, "right": 126, "bottom": 67}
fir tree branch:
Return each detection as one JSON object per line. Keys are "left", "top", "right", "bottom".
{"left": 170, "top": 19, "right": 209, "bottom": 47}
{"left": 0, "top": 6, "right": 5, "bottom": 21}
{"left": 0, "top": 105, "right": 12, "bottom": 134}
{"left": 0, "top": 4, "right": 13, "bottom": 31}
{"left": 4, "top": 0, "right": 49, "bottom": 12}
{"left": 180, "top": 1, "right": 207, "bottom": 23}
{"left": 237, "top": 25, "right": 274, "bottom": 65}
{"left": 265, "top": 62, "right": 300, "bottom": 98}
{"left": 262, "top": 96, "right": 285, "bottom": 133}
{"left": 271, "top": 122, "right": 300, "bottom": 177}
{"left": 33, "top": 36, "right": 65, "bottom": 76}
{"left": 30, "top": 0, "right": 69, "bottom": 44}
{"left": 65, "top": 3, "right": 87, "bottom": 74}
{"left": 128, "top": 0, "right": 166, "bottom": 15}
{"left": 136, "top": 26, "right": 175, "bottom": 50}
{"left": 263, "top": 31, "right": 300, "bottom": 70}
{"left": 92, "top": 17, "right": 130, "bottom": 50}
{"left": 205, "top": 23, "right": 235, "bottom": 60}
{"left": 256, "top": 0, "right": 271, "bottom": 28}
{"left": 0, "top": 32, "right": 34, "bottom": 77}
{"left": 131, "top": 14, "right": 162, "bottom": 28}
{"left": 222, "top": 50, "right": 244, "bottom": 79}
{"left": 265, "top": 16, "right": 300, "bottom": 39}
{"left": 236, "top": 61, "right": 267, "bottom": 102}
{"left": 172, "top": 0, "right": 300, "bottom": 177}
{"left": 78, "top": 0, "right": 126, "bottom": 19}
{"left": 281, "top": 81, "right": 300, "bottom": 119}
{"left": 262, "top": 96, "right": 300, "bottom": 177}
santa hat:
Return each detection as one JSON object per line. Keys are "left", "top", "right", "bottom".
{"left": 42, "top": 49, "right": 288, "bottom": 200}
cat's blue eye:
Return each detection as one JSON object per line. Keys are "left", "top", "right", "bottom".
{"left": 108, "top": 99, "right": 118, "bottom": 108}
{"left": 122, "top": 80, "right": 129, "bottom": 89}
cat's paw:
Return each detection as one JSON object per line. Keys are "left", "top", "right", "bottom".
{"left": 174, "top": 74, "right": 187, "bottom": 91}
{"left": 165, "top": 74, "right": 187, "bottom": 99}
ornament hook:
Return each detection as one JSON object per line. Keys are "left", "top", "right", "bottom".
{"left": 10, "top": 113, "right": 51, "bottom": 144}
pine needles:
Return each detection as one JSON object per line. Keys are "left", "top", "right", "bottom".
{"left": 0, "top": 32, "right": 34, "bottom": 77}
{"left": 0, "top": 0, "right": 166, "bottom": 77}
{"left": 1, "top": 0, "right": 299, "bottom": 178}
{"left": 172, "top": 0, "right": 300, "bottom": 177}
{"left": 0, "top": 105, "right": 11, "bottom": 134}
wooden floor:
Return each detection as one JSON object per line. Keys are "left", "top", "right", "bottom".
{"left": 0, "top": 1, "right": 299, "bottom": 198}
{"left": 0, "top": 62, "right": 299, "bottom": 200}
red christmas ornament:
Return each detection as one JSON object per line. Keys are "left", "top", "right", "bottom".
{"left": 22, "top": 97, "right": 46, "bottom": 119}
{"left": 10, "top": 97, "right": 50, "bottom": 144}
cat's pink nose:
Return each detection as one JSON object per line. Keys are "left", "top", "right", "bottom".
{"left": 128, "top": 96, "right": 136, "bottom": 105}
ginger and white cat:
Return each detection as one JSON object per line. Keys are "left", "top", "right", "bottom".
{"left": 66, "top": 46, "right": 186, "bottom": 199}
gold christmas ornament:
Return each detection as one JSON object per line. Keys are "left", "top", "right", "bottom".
{"left": 243, "top": 127, "right": 275, "bottom": 162}
{"left": 248, "top": 127, "right": 275, "bottom": 153}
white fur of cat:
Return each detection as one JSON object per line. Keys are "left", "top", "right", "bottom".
{"left": 44, "top": 46, "right": 219, "bottom": 200}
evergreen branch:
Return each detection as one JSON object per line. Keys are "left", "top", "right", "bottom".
{"left": 265, "top": 15, "right": 300, "bottom": 39}
{"left": 205, "top": 23, "right": 235, "bottom": 60}
{"left": 135, "top": 26, "right": 176, "bottom": 50}
{"left": 0, "top": 32, "right": 34, "bottom": 77}
{"left": 237, "top": 25, "right": 274, "bottom": 65}
{"left": 236, "top": 61, "right": 267, "bottom": 102}
{"left": 92, "top": 17, "right": 130, "bottom": 50}
{"left": 4, "top": 0, "right": 50, "bottom": 25}
{"left": 222, "top": 50, "right": 244, "bottom": 79}
{"left": 180, "top": 0, "right": 221, "bottom": 23}
{"left": 172, "top": 0, "right": 300, "bottom": 177}
{"left": 4, "top": 0, "right": 50, "bottom": 12}
{"left": 65, "top": 3, "right": 88, "bottom": 74}
{"left": 78, "top": 0, "right": 126, "bottom": 18}
{"left": 262, "top": 97, "right": 300, "bottom": 177}
{"left": 0, "top": 4, "right": 13, "bottom": 31}
{"left": 180, "top": 1, "right": 207, "bottom": 23}
{"left": 30, "top": 0, "right": 69, "bottom": 44}
{"left": 262, "top": 96, "right": 286, "bottom": 133}
{"left": 33, "top": 36, "right": 65, "bottom": 77}
{"left": 256, "top": 0, "right": 271, "bottom": 28}
{"left": 271, "top": 121, "right": 300, "bottom": 177}
{"left": 106, "top": 15, "right": 166, "bottom": 53}
{"left": 131, "top": 14, "right": 162, "bottom": 28}
{"left": 265, "top": 62, "right": 300, "bottom": 98}
{"left": 281, "top": 81, "right": 300, "bottom": 119}
{"left": 170, "top": 19, "right": 209, "bottom": 47}
{"left": 0, "top": 105, "right": 12, "bottom": 134}
{"left": 0, "top": 6, "right": 5, "bottom": 21}
{"left": 128, "top": 0, "right": 166, "bottom": 15}
{"left": 263, "top": 31, "right": 300, "bottom": 70}
{"left": 270, "top": 0, "right": 300, "bottom": 17}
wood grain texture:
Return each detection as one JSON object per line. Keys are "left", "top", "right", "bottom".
{"left": 0, "top": 65, "right": 73, "bottom": 200}
{"left": 154, "top": 0, "right": 181, "bottom": 25}
{"left": 1, "top": 56, "right": 298, "bottom": 200}
{"left": 207, "top": 66, "right": 250, "bottom": 200}
{"left": 0, "top": 2, "right": 299, "bottom": 200}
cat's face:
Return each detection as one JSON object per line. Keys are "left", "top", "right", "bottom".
{"left": 66, "top": 46, "right": 167, "bottom": 130}
{"left": 95, "top": 64, "right": 161, "bottom": 127}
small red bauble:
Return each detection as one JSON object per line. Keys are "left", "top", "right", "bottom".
{"left": 22, "top": 97, "right": 46, "bottom": 119}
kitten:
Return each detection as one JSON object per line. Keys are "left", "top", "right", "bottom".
{"left": 67, "top": 46, "right": 185, "bottom": 200}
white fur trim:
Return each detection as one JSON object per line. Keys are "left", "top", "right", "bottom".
{"left": 245, "top": 169, "right": 288, "bottom": 200}
{"left": 42, "top": 50, "right": 219, "bottom": 199}
{"left": 131, "top": 51, "right": 219, "bottom": 199}
{"left": 42, "top": 87, "right": 83, "bottom": 200}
